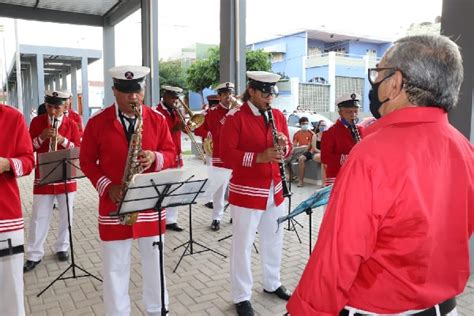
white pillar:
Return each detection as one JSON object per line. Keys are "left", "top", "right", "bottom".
{"left": 103, "top": 24, "right": 115, "bottom": 107}
{"left": 81, "top": 56, "right": 89, "bottom": 122}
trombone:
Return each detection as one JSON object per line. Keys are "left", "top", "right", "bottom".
{"left": 174, "top": 98, "right": 206, "bottom": 162}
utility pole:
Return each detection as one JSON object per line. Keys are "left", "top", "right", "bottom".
{"left": 14, "top": 19, "right": 23, "bottom": 112}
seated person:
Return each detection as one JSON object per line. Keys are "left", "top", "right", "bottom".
{"left": 292, "top": 117, "right": 315, "bottom": 187}
{"left": 308, "top": 120, "right": 328, "bottom": 186}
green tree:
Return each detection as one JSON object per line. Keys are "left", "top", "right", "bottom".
{"left": 185, "top": 47, "right": 271, "bottom": 101}
{"left": 159, "top": 59, "right": 187, "bottom": 90}
{"left": 246, "top": 49, "right": 271, "bottom": 71}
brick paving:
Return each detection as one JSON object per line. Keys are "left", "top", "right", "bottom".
{"left": 17, "top": 155, "right": 473, "bottom": 315}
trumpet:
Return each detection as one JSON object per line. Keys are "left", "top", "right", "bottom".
{"left": 229, "top": 95, "right": 243, "bottom": 109}
{"left": 49, "top": 117, "right": 59, "bottom": 152}
{"left": 174, "top": 98, "right": 206, "bottom": 162}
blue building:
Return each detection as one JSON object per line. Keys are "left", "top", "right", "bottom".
{"left": 248, "top": 29, "right": 392, "bottom": 112}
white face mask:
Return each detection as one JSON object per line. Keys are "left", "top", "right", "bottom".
{"left": 301, "top": 124, "right": 309, "bottom": 130}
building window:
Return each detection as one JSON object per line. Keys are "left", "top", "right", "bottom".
{"left": 324, "top": 48, "right": 346, "bottom": 56}
{"left": 271, "top": 52, "right": 285, "bottom": 63}
{"left": 366, "top": 49, "right": 377, "bottom": 57}
{"left": 308, "top": 47, "right": 321, "bottom": 56}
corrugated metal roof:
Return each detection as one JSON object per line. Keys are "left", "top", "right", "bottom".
{"left": 0, "top": 0, "right": 119, "bottom": 16}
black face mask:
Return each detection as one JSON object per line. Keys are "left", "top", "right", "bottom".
{"left": 368, "top": 72, "right": 394, "bottom": 119}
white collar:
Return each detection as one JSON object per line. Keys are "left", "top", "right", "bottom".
{"left": 247, "top": 101, "right": 263, "bottom": 116}
{"left": 114, "top": 101, "right": 136, "bottom": 119}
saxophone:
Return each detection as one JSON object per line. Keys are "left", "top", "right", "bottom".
{"left": 350, "top": 119, "right": 362, "bottom": 143}
{"left": 49, "top": 117, "right": 59, "bottom": 152}
{"left": 119, "top": 102, "right": 144, "bottom": 225}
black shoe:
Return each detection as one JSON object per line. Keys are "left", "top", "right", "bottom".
{"left": 264, "top": 285, "right": 292, "bottom": 301}
{"left": 204, "top": 202, "right": 214, "bottom": 209}
{"left": 235, "top": 300, "right": 254, "bottom": 316}
{"left": 211, "top": 220, "right": 220, "bottom": 231}
{"left": 56, "top": 251, "right": 69, "bottom": 262}
{"left": 166, "top": 223, "right": 184, "bottom": 232}
{"left": 23, "top": 260, "right": 41, "bottom": 272}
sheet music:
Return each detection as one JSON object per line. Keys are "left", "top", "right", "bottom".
{"left": 118, "top": 168, "right": 209, "bottom": 214}
{"left": 37, "top": 147, "right": 83, "bottom": 184}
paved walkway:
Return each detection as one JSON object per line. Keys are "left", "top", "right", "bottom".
{"left": 18, "top": 155, "right": 473, "bottom": 315}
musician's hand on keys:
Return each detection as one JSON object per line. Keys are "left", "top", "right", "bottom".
{"left": 107, "top": 184, "right": 123, "bottom": 204}
{"left": 138, "top": 150, "right": 155, "bottom": 170}
{"left": 277, "top": 132, "right": 288, "bottom": 147}
{"left": 257, "top": 147, "right": 281, "bottom": 163}
{"left": 56, "top": 134, "right": 65, "bottom": 145}
{"left": 0, "top": 157, "right": 11, "bottom": 174}
{"left": 40, "top": 127, "right": 54, "bottom": 141}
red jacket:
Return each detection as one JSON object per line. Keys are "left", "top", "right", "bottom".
{"left": 66, "top": 109, "right": 83, "bottom": 136}
{"left": 0, "top": 104, "right": 34, "bottom": 233}
{"left": 29, "top": 114, "right": 81, "bottom": 194}
{"left": 194, "top": 103, "right": 229, "bottom": 167}
{"left": 320, "top": 119, "right": 363, "bottom": 184}
{"left": 154, "top": 102, "right": 183, "bottom": 167}
{"left": 80, "top": 104, "right": 177, "bottom": 241}
{"left": 220, "top": 102, "right": 292, "bottom": 210}
{"left": 287, "top": 107, "right": 474, "bottom": 315}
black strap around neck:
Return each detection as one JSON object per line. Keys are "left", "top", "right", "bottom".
{"left": 259, "top": 109, "right": 268, "bottom": 125}
{"left": 119, "top": 111, "right": 136, "bottom": 144}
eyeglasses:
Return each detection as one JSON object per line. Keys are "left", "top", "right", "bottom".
{"left": 368, "top": 67, "right": 398, "bottom": 85}
{"left": 258, "top": 87, "right": 279, "bottom": 99}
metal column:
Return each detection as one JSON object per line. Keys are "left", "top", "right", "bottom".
{"left": 81, "top": 56, "right": 89, "bottom": 122}
{"left": 220, "top": 0, "right": 246, "bottom": 95}
{"left": 103, "top": 23, "right": 115, "bottom": 106}
{"left": 441, "top": 0, "right": 474, "bottom": 273}
{"left": 141, "top": 0, "right": 159, "bottom": 106}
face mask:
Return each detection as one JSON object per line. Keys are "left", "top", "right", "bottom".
{"left": 301, "top": 124, "right": 309, "bottom": 130}
{"left": 368, "top": 73, "right": 394, "bottom": 119}
{"left": 318, "top": 126, "right": 326, "bottom": 132}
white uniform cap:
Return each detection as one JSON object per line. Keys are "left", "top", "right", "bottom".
{"left": 45, "top": 90, "right": 70, "bottom": 99}
{"left": 59, "top": 90, "right": 72, "bottom": 98}
{"left": 108, "top": 65, "right": 150, "bottom": 80}
{"left": 161, "top": 85, "right": 183, "bottom": 95}
{"left": 336, "top": 93, "right": 361, "bottom": 108}
{"left": 246, "top": 71, "right": 281, "bottom": 83}
{"left": 215, "top": 82, "right": 235, "bottom": 91}
{"left": 44, "top": 90, "right": 69, "bottom": 105}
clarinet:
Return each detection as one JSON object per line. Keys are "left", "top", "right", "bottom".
{"left": 266, "top": 106, "right": 292, "bottom": 198}
{"left": 350, "top": 119, "right": 361, "bottom": 143}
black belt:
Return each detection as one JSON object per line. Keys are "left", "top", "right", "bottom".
{"left": 340, "top": 298, "right": 456, "bottom": 316}
{"left": 0, "top": 245, "right": 24, "bottom": 258}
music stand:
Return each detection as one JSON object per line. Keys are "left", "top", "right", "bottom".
{"left": 112, "top": 169, "right": 224, "bottom": 315}
{"left": 36, "top": 148, "right": 102, "bottom": 297}
{"left": 284, "top": 147, "right": 306, "bottom": 243}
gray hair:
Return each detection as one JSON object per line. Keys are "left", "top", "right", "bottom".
{"left": 384, "top": 35, "right": 463, "bottom": 111}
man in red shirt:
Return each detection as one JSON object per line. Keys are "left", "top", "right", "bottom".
{"left": 0, "top": 104, "right": 35, "bottom": 315}
{"left": 287, "top": 35, "right": 473, "bottom": 316}
{"left": 194, "top": 82, "right": 235, "bottom": 231}
{"left": 24, "top": 90, "right": 81, "bottom": 272}
{"left": 320, "top": 93, "right": 363, "bottom": 186}
{"left": 221, "top": 71, "right": 293, "bottom": 316}
{"left": 80, "top": 65, "right": 177, "bottom": 315}
{"left": 154, "top": 86, "right": 185, "bottom": 232}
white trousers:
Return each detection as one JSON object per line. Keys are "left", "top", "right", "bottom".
{"left": 166, "top": 207, "right": 178, "bottom": 224}
{"left": 210, "top": 166, "right": 230, "bottom": 221}
{"left": 0, "top": 229, "right": 25, "bottom": 316}
{"left": 230, "top": 187, "right": 286, "bottom": 303}
{"left": 102, "top": 236, "right": 168, "bottom": 316}
{"left": 27, "top": 193, "right": 75, "bottom": 261}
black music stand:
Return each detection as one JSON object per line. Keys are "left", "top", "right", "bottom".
{"left": 284, "top": 149, "right": 305, "bottom": 244}
{"left": 36, "top": 148, "right": 102, "bottom": 297}
{"left": 112, "top": 171, "right": 220, "bottom": 315}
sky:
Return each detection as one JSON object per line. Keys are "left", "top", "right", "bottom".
{"left": 0, "top": 0, "right": 443, "bottom": 84}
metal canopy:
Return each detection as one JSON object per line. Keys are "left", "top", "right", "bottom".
{"left": 6, "top": 44, "right": 101, "bottom": 82}
{"left": 0, "top": 0, "right": 141, "bottom": 26}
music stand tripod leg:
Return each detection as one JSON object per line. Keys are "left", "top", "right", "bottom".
{"left": 173, "top": 204, "right": 226, "bottom": 273}
{"left": 37, "top": 158, "right": 102, "bottom": 297}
